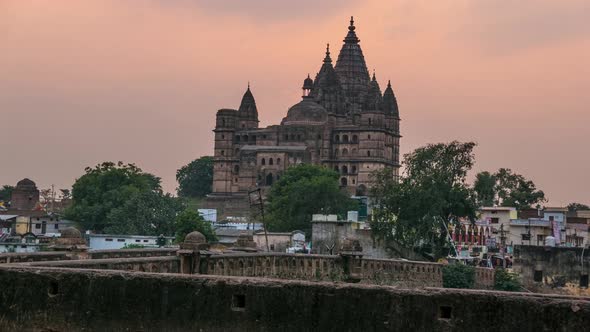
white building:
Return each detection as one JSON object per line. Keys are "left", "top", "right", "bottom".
{"left": 88, "top": 234, "right": 174, "bottom": 250}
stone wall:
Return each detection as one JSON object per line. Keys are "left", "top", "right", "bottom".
{"left": 0, "top": 251, "right": 74, "bottom": 263}
{"left": 24, "top": 256, "right": 180, "bottom": 273}
{"left": 0, "top": 265, "right": 588, "bottom": 332}
{"left": 513, "top": 245, "right": 590, "bottom": 295}
{"left": 88, "top": 248, "right": 177, "bottom": 259}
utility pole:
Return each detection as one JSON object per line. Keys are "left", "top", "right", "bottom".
{"left": 248, "top": 188, "right": 269, "bottom": 252}
{"left": 499, "top": 223, "right": 507, "bottom": 268}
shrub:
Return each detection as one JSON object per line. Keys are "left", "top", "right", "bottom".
{"left": 442, "top": 263, "right": 475, "bottom": 289}
{"left": 494, "top": 269, "right": 522, "bottom": 292}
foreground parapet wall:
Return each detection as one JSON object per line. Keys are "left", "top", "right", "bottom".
{"left": 0, "top": 266, "right": 588, "bottom": 332}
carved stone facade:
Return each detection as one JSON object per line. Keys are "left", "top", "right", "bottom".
{"left": 207, "top": 18, "right": 401, "bottom": 218}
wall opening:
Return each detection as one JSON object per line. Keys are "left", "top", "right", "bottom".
{"left": 48, "top": 281, "right": 59, "bottom": 297}
{"left": 580, "top": 274, "right": 589, "bottom": 288}
{"left": 232, "top": 294, "right": 246, "bottom": 311}
{"left": 534, "top": 270, "right": 543, "bottom": 282}
{"left": 439, "top": 306, "right": 452, "bottom": 319}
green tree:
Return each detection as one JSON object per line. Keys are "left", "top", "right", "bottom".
{"left": 370, "top": 141, "right": 478, "bottom": 258}
{"left": 104, "top": 190, "right": 185, "bottom": 236}
{"left": 494, "top": 269, "right": 522, "bottom": 292}
{"left": 266, "top": 164, "right": 357, "bottom": 233}
{"left": 567, "top": 202, "right": 590, "bottom": 212}
{"left": 474, "top": 168, "right": 546, "bottom": 210}
{"left": 176, "top": 156, "right": 214, "bottom": 197}
{"left": 174, "top": 209, "right": 217, "bottom": 243}
{"left": 473, "top": 171, "right": 496, "bottom": 206}
{"left": 0, "top": 185, "right": 14, "bottom": 203}
{"left": 65, "top": 161, "right": 162, "bottom": 232}
{"left": 442, "top": 263, "right": 475, "bottom": 289}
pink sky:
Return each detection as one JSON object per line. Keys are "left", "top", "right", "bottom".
{"left": 1, "top": 0, "right": 589, "bottom": 205}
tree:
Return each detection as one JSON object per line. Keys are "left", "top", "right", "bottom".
{"left": 65, "top": 161, "right": 162, "bottom": 232}
{"left": 0, "top": 185, "right": 14, "bottom": 203}
{"left": 174, "top": 209, "right": 217, "bottom": 243}
{"left": 473, "top": 171, "right": 496, "bottom": 206}
{"left": 266, "top": 164, "right": 357, "bottom": 234}
{"left": 370, "top": 141, "right": 478, "bottom": 258}
{"left": 568, "top": 202, "right": 590, "bottom": 212}
{"left": 104, "top": 190, "right": 185, "bottom": 236}
{"left": 442, "top": 263, "right": 475, "bottom": 289}
{"left": 176, "top": 156, "right": 214, "bottom": 198}
{"left": 473, "top": 168, "right": 546, "bottom": 210}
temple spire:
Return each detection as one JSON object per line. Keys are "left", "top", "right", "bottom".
{"left": 323, "top": 43, "right": 332, "bottom": 63}
{"left": 343, "top": 16, "right": 360, "bottom": 43}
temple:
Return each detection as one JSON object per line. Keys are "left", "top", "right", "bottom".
{"left": 206, "top": 17, "right": 401, "bottom": 218}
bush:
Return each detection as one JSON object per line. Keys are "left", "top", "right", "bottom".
{"left": 442, "top": 263, "right": 475, "bottom": 289}
{"left": 494, "top": 269, "right": 522, "bottom": 291}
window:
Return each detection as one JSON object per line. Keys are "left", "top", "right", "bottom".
{"left": 352, "top": 166, "right": 357, "bottom": 173}
{"left": 263, "top": 135, "right": 267, "bottom": 139}
{"left": 143, "top": 240, "right": 149, "bottom": 243}
{"left": 491, "top": 218, "right": 499, "bottom": 224}
{"left": 368, "top": 118, "right": 372, "bottom": 125}
{"left": 236, "top": 135, "right": 240, "bottom": 142}
{"left": 340, "top": 177, "right": 348, "bottom": 186}
{"left": 261, "top": 158, "right": 266, "bottom": 166}
{"left": 35, "top": 224, "right": 41, "bottom": 229}
{"left": 284, "top": 134, "right": 288, "bottom": 140}
{"left": 343, "top": 135, "right": 349, "bottom": 143}
{"left": 367, "top": 151, "right": 371, "bottom": 157}
{"left": 234, "top": 165, "right": 240, "bottom": 173}
{"left": 334, "top": 166, "right": 339, "bottom": 172}
{"left": 352, "top": 135, "right": 358, "bottom": 143}
{"left": 117, "top": 239, "right": 125, "bottom": 242}
{"left": 549, "top": 216, "right": 555, "bottom": 221}
{"left": 537, "top": 234, "right": 546, "bottom": 245}
{"left": 54, "top": 224, "right": 59, "bottom": 229}
{"left": 105, "top": 238, "right": 113, "bottom": 242}
{"left": 221, "top": 150, "right": 225, "bottom": 156}
{"left": 335, "top": 135, "right": 340, "bottom": 142}
{"left": 297, "top": 134, "right": 301, "bottom": 140}
{"left": 269, "top": 158, "right": 274, "bottom": 165}
{"left": 368, "top": 135, "right": 371, "bottom": 139}
{"left": 244, "top": 135, "right": 248, "bottom": 142}
{"left": 266, "top": 173, "right": 273, "bottom": 186}
{"left": 342, "top": 166, "right": 348, "bottom": 174}
{"left": 534, "top": 270, "right": 543, "bottom": 282}
{"left": 234, "top": 178, "right": 238, "bottom": 183}
{"left": 317, "top": 134, "right": 322, "bottom": 139}
{"left": 277, "top": 158, "right": 281, "bottom": 165}
{"left": 352, "top": 179, "right": 356, "bottom": 184}
{"left": 135, "top": 240, "right": 141, "bottom": 243}
{"left": 342, "top": 148, "right": 348, "bottom": 156}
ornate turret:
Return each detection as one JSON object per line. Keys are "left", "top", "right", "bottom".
{"left": 382, "top": 80, "right": 399, "bottom": 118}
{"left": 310, "top": 44, "right": 345, "bottom": 114}
{"left": 238, "top": 84, "right": 259, "bottom": 128}
{"left": 302, "top": 74, "right": 313, "bottom": 97}
{"left": 334, "top": 16, "right": 371, "bottom": 113}
{"left": 365, "top": 71, "right": 383, "bottom": 112}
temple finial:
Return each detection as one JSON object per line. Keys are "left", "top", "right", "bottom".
{"left": 372, "top": 69, "right": 376, "bottom": 81}
{"left": 387, "top": 80, "right": 392, "bottom": 88}
{"left": 350, "top": 16, "right": 355, "bottom": 30}
{"left": 323, "top": 43, "right": 332, "bottom": 63}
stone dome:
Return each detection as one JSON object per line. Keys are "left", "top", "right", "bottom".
{"left": 302, "top": 74, "right": 314, "bottom": 90}
{"left": 16, "top": 178, "right": 36, "bottom": 188}
{"left": 185, "top": 231, "right": 207, "bottom": 244}
{"left": 281, "top": 97, "right": 328, "bottom": 126}
{"left": 60, "top": 227, "right": 82, "bottom": 239}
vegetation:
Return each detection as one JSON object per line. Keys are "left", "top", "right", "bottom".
{"left": 494, "top": 269, "right": 522, "bottom": 292}
{"left": 174, "top": 209, "right": 217, "bottom": 243}
{"left": 567, "top": 202, "right": 590, "bottom": 212}
{"left": 122, "top": 243, "right": 145, "bottom": 249}
{"left": 176, "top": 156, "right": 214, "bottom": 198}
{"left": 65, "top": 161, "right": 181, "bottom": 234}
{"left": 370, "top": 141, "right": 478, "bottom": 258}
{"left": 473, "top": 168, "right": 546, "bottom": 210}
{"left": 442, "top": 263, "right": 475, "bottom": 289}
{"left": 0, "top": 185, "right": 14, "bottom": 203}
{"left": 266, "top": 164, "right": 357, "bottom": 234}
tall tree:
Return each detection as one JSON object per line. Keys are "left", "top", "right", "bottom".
{"left": 174, "top": 209, "right": 217, "bottom": 243}
{"left": 473, "top": 171, "right": 496, "bottom": 206}
{"left": 0, "top": 185, "right": 14, "bottom": 203}
{"left": 473, "top": 168, "right": 546, "bottom": 210}
{"left": 176, "top": 156, "right": 214, "bottom": 198}
{"left": 65, "top": 161, "right": 162, "bottom": 232}
{"left": 370, "top": 141, "right": 478, "bottom": 259}
{"left": 266, "top": 164, "right": 356, "bottom": 233}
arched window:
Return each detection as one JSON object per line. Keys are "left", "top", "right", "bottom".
{"left": 342, "top": 166, "right": 348, "bottom": 174}
{"left": 235, "top": 148, "right": 239, "bottom": 154}
{"left": 317, "top": 134, "right": 322, "bottom": 139}
{"left": 284, "top": 134, "right": 288, "bottom": 140}
{"left": 297, "top": 134, "right": 301, "bottom": 140}
{"left": 352, "top": 166, "right": 357, "bottom": 173}
{"left": 352, "top": 179, "right": 356, "bottom": 184}
{"left": 269, "top": 158, "right": 274, "bottom": 165}
{"left": 343, "top": 135, "right": 349, "bottom": 143}
{"left": 352, "top": 135, "right": 358, "bottom": 143}
{"left": 221, "top": 150, "right": 225, "bottom": 156}
{"left": 266, "top": 173, "right": 273, "bottom": 186}
{"left": 261, "top": 158, "right": 266, "bottom": 165}
{"left": 368, "top": 134, "right": 371, "bottom": 140}
{"left": 342, "top": 148, "right": 348, "bottom": 156}
{"left": 367, "top": 150, "right": 371, "bottom": 157}
{"left": 290, "top": 134, "right": 295, "bottom": 140}
{"left": 352, "top": 148, "right": 357, "bottom": 156}
{"left": 277, "top": 158, "right": 281, "bottom": 165}
{"left": 368, "top": 118, "right": 372, "bottom": 125}
{"left": 335, "top": 135, "right": 340, "bottom": 142}
{"left": 222, "top": 119, "right": 226, "bottom": 126}
{"left": 340, "top": 177, "right": 348, "bottom": 186}
{"left": 243, "top": 135, "right": 248, "bottom": 142}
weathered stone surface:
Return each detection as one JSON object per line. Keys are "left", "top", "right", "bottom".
{"left": 0, "top": 266, "right": 588, "bottom": 332}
